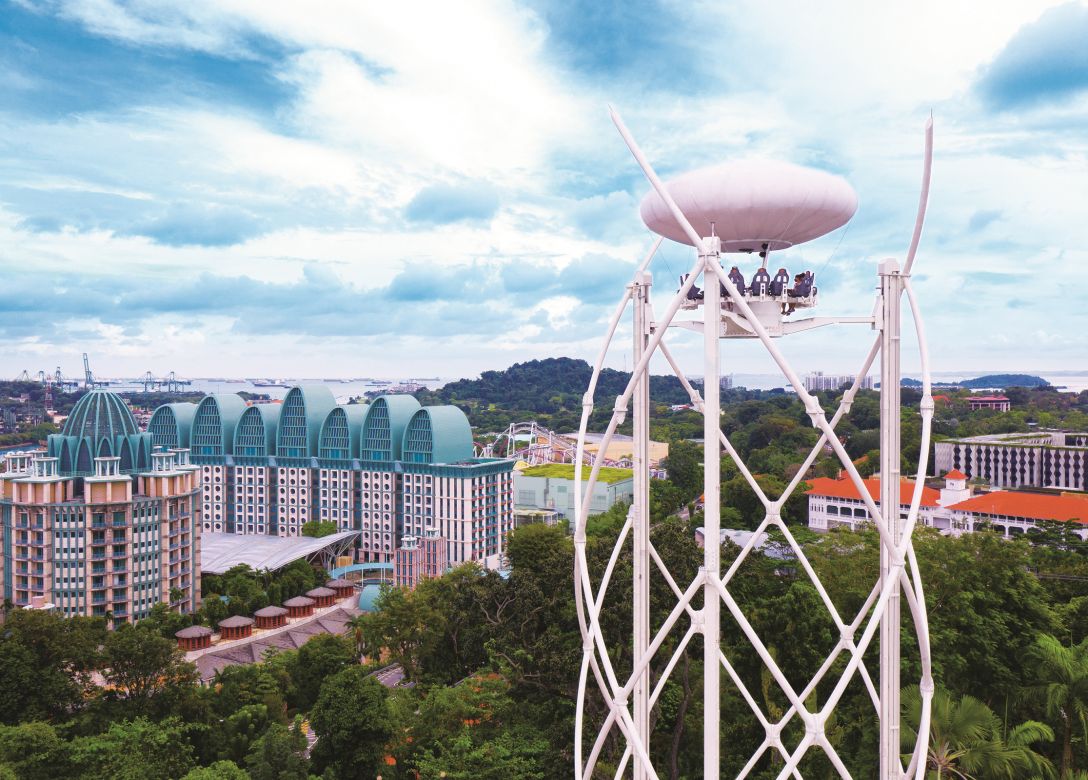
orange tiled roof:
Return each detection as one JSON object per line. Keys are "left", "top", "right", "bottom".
{"left": 948, "top": 491, "right": 1088, "bottom": 524}
{"left": 805, "top": 476, "right": 940, "bottom": 507}
{"left": 943, "top": 469, "right": 968, "bottom": 481}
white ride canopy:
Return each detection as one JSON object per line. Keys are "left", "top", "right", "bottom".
{"left": 639, "top": 159, "right": 858, "bottom": 251}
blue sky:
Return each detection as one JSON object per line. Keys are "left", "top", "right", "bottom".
{"left": 0, "top": 0, "right": 1086, "bottom": 380}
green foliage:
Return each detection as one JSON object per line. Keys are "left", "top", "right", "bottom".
{"left": 0, "top": 610, "right": 105, "bottom": 724}
{"left": 180, "top": 760, "right": 250, "bottom": 779}
{"left": 309, "top": 667, "right": 392, "bottom": 779}
{"left": 0, "top": 722, "right": 74, "bottom": 780}
{"left": 300, "top": 520, "right": 337, "bottom": 538}
{"left": 101, "top": 624, "right": 198, "bottom": 710}
{"left": 200, "top": 561, "right": 325, "bottom": 620}
{"left": 286, "top": 634, "right": 355, "bottom": 710}
{"left": 70, "top": 717, "right": 195, "bottom": 780}
{"left": 902, "top": 685, "right": 1055, "bottom": 779}
{"left": 1023, "top": 634, "right": 1088, "bottom": 776}
{"left": 660, "top": 438, "right": 702, "bottom": 503}
{"left": 244, "top": 721, "right": 309, "bottom": 780}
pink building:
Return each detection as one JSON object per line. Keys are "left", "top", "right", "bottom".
{"left": 967, "top": 395, "right": 1011, "bottom": 412}
{"left": 394, "top": 529, "right": 448, "bottom": 588}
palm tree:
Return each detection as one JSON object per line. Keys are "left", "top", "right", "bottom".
{"left": 1023, "top": 634, "right": 1088, "bottom": 777}
{"left": 346, "top": 613, "right": 367, "bottom": 661}
{"left": 902, "top": 684, "right": 1055, "bottom": 779}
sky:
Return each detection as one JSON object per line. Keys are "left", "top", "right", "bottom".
{"left": 0, "top": 0, "right": 1086, "bottom": 382}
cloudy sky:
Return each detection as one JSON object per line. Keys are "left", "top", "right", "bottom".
{"left": 0, "top": 1, "right": 1085, "bottom": 382}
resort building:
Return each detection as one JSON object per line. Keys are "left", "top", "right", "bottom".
{"left": 934, "top": 431, "right": 1088, "bottom": 491}
{"left": 807, "top": 469, "right": 1088, "bottom": 538}
{"left": 805, "top": 476, "right": 942, "bottom": 532}
{"left": 148, "top": 386, "right": 514, "bottom": 573}
{"left": 0, "top": 389, "right": 201, "bottom": 623}
{"left": 967, "top": 395, "right": 1011, "bottom": 412}
{"left": 514, "top": 463, "right": 634, "bottom": 519}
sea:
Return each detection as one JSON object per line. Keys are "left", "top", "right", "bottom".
{"left": 95, "top": 373, "right": 1088, "bottom": 399}
{"left": 725, "top": 372, "right": 1088, "bottom": 393}
{"left": 99, "top": 378, "right": 445, "bottom": 404}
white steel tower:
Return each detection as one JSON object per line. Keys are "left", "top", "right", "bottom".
{"left": 573, "top": 111, "right": 935, "bottom": 779}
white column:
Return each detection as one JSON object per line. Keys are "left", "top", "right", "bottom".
{"left": 702, "top": 239, "right": 722, "bottom": 778}
{"left": 632, "top": 270, "right": 652, "bottom": 779}
{"left": 879, "top": 258, "right": 903, "bottom": 779}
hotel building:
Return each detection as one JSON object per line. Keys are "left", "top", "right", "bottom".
{"left": 0, "top": 390, "right": 200, "bottom": 623}
{"left": 807, "top": 469, "right": 1088, "bottom": 538}
{"left": 147, "top": 386, "right": 514, "bottom": 572}
{"left": 934, "top": 431, "right": 1088, "bottom": 492}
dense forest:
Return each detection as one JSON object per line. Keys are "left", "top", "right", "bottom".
{"left": 10, "top": 498, "right": 1088, "bottom": 777}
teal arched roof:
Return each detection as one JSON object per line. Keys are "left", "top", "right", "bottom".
{"left": 277, "top": 385, "right": 337, "bottom": 459}
{"left": 402, "top": 406, "right": 473, "bottom": 465}
{"left": 48, "top": 390, "right": 151, "bottom": 476}
{"left": 191, "top": 394, "right": 247, "bottom": 457}
{"left": 148, "top": 402, "right": 197, "bottom": 449}
{"left": 234, "top": 404, "right": 281, "bottom": 458}
{"left": 360, "top": 395, "right": 421, "bottom": 462}
{"left": 319, "top": 404, "right": 368, "bottom": 461}
{"left": 62, "top": 390, "right": 138, "bottom": 440}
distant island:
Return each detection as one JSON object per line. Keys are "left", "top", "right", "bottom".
{"left": 898, "top": 374, "right": 1052, "bottom": 389}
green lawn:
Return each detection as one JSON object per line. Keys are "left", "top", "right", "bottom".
{"left": 519, "top": 463, "right": 633, "bottom": 484}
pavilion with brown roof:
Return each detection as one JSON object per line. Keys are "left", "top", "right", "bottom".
{"left": 254, "top": 605, "right": 288, "bottom": 629}
{"left": 176, "top": 624, "right": 213, "bottom": 651}
{"left": 306, "top": 586, "right": 336, "bottom": 608}
{"left": 283, "top": 595, "right": 315, "bottom": 618}
{"left": 218, "top": 615, "right": 255, "bottom": 641}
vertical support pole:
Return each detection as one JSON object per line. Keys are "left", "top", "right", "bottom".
{"left": 632, "top": 271, "right": 652, "bottom": 780}
{"left": 701, "top": 239, "right": 722, "bottom": 779}
{"left": 879, "top": 258, "right": 903, "bottom": 779}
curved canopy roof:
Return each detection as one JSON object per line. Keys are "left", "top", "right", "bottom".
{"left": 200, "top": 530, "right": 359, "bottom": 574}
{"left": 402, "top": 405, "right": 473, "bottom": 464}
{"left": 360, "top": 395, "right": 421, "bottom": 462}
{"left": 640, "top": 159, "right": 858, "bottom": 251}
{"left": 63, "top": 390, "right": 139, "bottom": 440}
{"left": 277, "top": 385, "right": 337, "bottom": 459}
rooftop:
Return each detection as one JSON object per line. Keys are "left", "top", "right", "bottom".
{"left": 519, "top": 463, "right": 633, "bottom": 484}
{"left": 949, "top": 491, "right": 1088, "bottom": 524}
{"left": 805, "top": 476, "right": 940, "bottom": 507}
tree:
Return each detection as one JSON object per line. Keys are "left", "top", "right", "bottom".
{"left": 244, "top": 721, "right": 309, "bottom": 780}
{"left": 0, "top": 722, "right": 74, "bottom": 780}
{"left": 662, "top": 439, "right": 702, "bottom": 503}
{"left": 70, "top": 717, "right": 196, "bottom": 780}
{"left": 902, "top": 685, "right": 1054, "bottom": 780}
{"left": 101, "top": 624, "right": 197, "bottom": 710}
{"left": 309, "top": 667, "right": 393, "bottom": 779}
{"left": 286, "top": 634, "right": 355, "bottom": 710}
{"left": 221, "top": 703, "right": 273, "bottom": 766}
{"left": 0, "top": 610, "right": 104, "bottom": 723}
{"left": 1023, "top": 634, "right": 1088, "bottom": 777}
{"left": 400, "top": 674, "right": 547, "bottom": 779}
{"left": 181, "top": 760, "right": 249, "bottom": 780}
{"left": 300, "top": 520, "right": 337, "bottom": 537}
